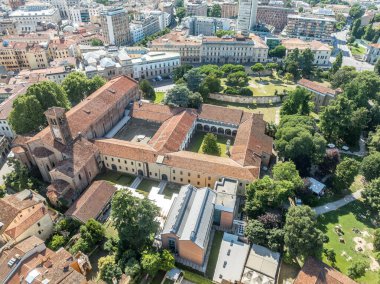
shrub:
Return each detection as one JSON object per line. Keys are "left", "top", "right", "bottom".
{"left": 347, "top": 260, "right": 369, "bottom": 279}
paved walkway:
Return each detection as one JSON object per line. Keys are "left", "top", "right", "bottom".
{"left": 313, "top": 189, "right": 363, "bottom": 215}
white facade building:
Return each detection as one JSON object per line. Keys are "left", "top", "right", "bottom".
{"left": 238, "top": 0, "right": 258, "bottom": 36}
{"left": 131, "top": 51, "right": 180, "bottom": 80}
{"left": 364, "top": 43, "right": 380, "bottom": 64}
{"left": 130, "top": 23, "right": 144, "bottom": 43}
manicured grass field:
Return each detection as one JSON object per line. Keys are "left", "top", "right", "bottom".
{"left": 187, "top": 132, "right": 233, "bottom": 158}
{"left": 95, "top": 170, "right": 134, "bottom": 186}
{"left": 154, "top": 91, "right": 165, "bottom": 104}
{"left": 103, "top": 219, "right": 118, "bottom": 239}
{"left": 349, "top": 45, "right": 366, "bottom": 56}
{"left": 247, "top": 76, "right": 296, "bottom": 96}
{"left": 205, "top": 231, "right": 224, "bottom": 279}
{"left": 317, "top": 201, "right": 379, "bottom": 283}
{"left": 176, "top": 264, "right": 213, "bottom": 284}
{"left": 136, "top": 179, "right": 160, "bottom": 197}
{"left": 205, "top": 98, "right": 279, "bottom": 123}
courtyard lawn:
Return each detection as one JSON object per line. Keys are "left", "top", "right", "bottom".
{"left": 247, "top": 76, "right": 296, "bottom": 96}
{"left": 136, "top": 179, "right": 160, "bottom": 197}
{"left": 205, "top": 98, "right": 279, "bottom": 123}
{"left": 154, "top": 91, "right": 165, "bottom": 104}
{"left": 95, "top": 170, "right": 134, "bottom": 187}
{"left": 349, "top": 45, "right": 366, "bottom": 57}
{"left": 103, "top": 219, "right": 118, "bottom": 239}
{"left": 317, "top": 201, "right": 379, "bottom": 283}
{"left": 176, "top": 264, "right": 213, "bottom": 284}
{"left": 187, "top": 132, "right": 233, "bottom": 158}
{"left": 161, "top": 182, "right": 181, "bottom": 199}
{"left": 205, "top": 231, "right": 224, "bottom": 279}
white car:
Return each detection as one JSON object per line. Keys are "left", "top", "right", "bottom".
{"left": 327, "top": 143, "right": 336, "bottom": 149}
{"left": 342, "top": 146, "right": 350, "bottom": 151}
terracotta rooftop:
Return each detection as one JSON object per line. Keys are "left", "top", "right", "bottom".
{"left": 197, "top": 104, "right": 244, "bottom": 126}
{"left": 282, "top": 38, "right": 331, "bottom": 51}
{"left": 65, "top": 180, "right": 117, "bottom": 223}
{"left": 131, "top": 101, "right": 184, "bottom": 123}
{"left": 0, "top": 85, "right": 29, "bottom": 120}
{"left": 149, "top": 30, "right": 202, "bottom": 46}
{"left": 297, "top": 78, "right": 337, "bottom": 96}
{"left": 294, "top": 257, "right": 357, "bottom": 284}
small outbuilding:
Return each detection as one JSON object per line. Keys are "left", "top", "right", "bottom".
{"left": 305, "top": 177, "right": 326, "bottom": 196}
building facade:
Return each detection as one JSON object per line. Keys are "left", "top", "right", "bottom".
{"left": 100, "top": 7, "right": 131, "bottom": 46}
{"left": 364, "top": 43, "right": 380, "bottom": 64}
{"left": 257, "top": 5, "right": 296, "bottom": 33}
{"left": 238, "top": 0, "right": 259, "bottom": 36}
{"left": 221, "top": 1, "right": 239, "bottom": 18}
{"left": 186, "top": 0, "right": 208, "bottom": 17}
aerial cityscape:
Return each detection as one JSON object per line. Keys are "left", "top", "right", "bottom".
{"left": 0, "top": 0, "right": 379, "bottom": 283}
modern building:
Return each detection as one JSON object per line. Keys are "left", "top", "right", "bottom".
{"left": 185, "top": 16, "right": 235, "bottom": 36}
{"left": 0, "top": 190, "right": 54, "bottom": 243}
{"left": 295, "top": 257, "right": 357, "bottom": 284}
{"left": 221, "top": 1, "right": 239, "bottom": 18}
{"left": 256, "top": 5, "right": 296, "bottom": 33}
{"left": 364, "top": 43, "right": 380, "bottom": 64}
{"left": 0, "top": 19, "right": 17, "bottom": 36}
{"left": 283, "top": 14, "right": 336, "bottom": 43}
{"left": 68, "top": 4, "right": 103, "bottom": 24}
{"left": 186, "top": 0, "right": 208, "bottom": 16}
{"left": 100, "top": 7, "right": 131, "bottom": 46}
{"left": 65, "top": 180, "right": 117, "bottom": 223}
{"left": 161, "top": 185, "right": 216, "bottom": 266}
{"left": 9, "top": 2, "right": 61, "bottom": 33}
{"left": 282, "top": 38, "right": 332, "bottom": 66}
{"left": 297, "top": 78, "right": 340, "bottom": 112}
{"left": 214, "top": 178, "right": 238, "bottom": 230}
{"left": 0, "top": 236, "right": 90, "bottom": 283}
{"left": 238, "top": 0, "right": 259, "bottom": 36}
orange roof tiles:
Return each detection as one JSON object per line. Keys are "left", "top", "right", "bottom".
{"left": 198, "top": 104, "right": 244, "bottom": 125}
{"left": 298, "top": 78, "right": 337, "bottom": 96}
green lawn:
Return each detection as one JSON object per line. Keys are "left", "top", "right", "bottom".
{"left": 205, "top": 231, "right": 224, "bottom": 279}
{"left": 317, "top": 201, "right": 379, "bottom": 283}
{"left": 161, "top": 183, "right": 181, "bottom": 199}
{"left": 187, "top": 132, "right": 233, "bottom": 158}
{"left": 95, "top": 170, "right": 134, "bottom": 186}
{"left": 205, "top": 98, "right": 278, "bottom": 123}
{"left": 103, "top": 219, "right": 118, "bottom": 239}
{"left": 136, "top": 179, "right": 160, "bottom": 197}
{"left": 176, "top": 264, "right": 213, "bottom": 284}
{"left": 154, "top": 91, "right": 165, "bottom": 104}
{"left": 349, "top": 45, "right": 366, "bottom": 57}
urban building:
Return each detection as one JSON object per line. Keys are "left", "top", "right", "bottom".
{"left": 41, "top": 0, "right": 69, "bottom": 18}
{"left": 130, "top": 23, "right": 145, "bottom": 43}
{"left": 0, "top": 19, "right": 17, "bottom": 36}
{"left": 221, "top": 1, "right": 239, "bottom": 18}
{"left": 323, "top": 4, "right": 350, "bottom": 15}
{"left": 214, "top": 178, "right": 238, "bottom": 230}
{"left": 185, "top": 16, "right": 236, "bottom": 36}
{"left": 131, "top": 51, "right": 180, "bottom": 80}
{"left": 68, "top": 4, "right": 104, "bottom": 24}
{"left": 283, "top": 14, "right": 336, "bottom": 43}
{"left": 148, "top": 30, "right": 203, "bottom": 64}
{"left": 0, "top": 236, "right": 90, "bottom": 283}
{"left": 256, "top": 5, "right": 296, "bottom": 33}
{"left": 201, "top": 34, "right": 268, "bottom": 64}
{"left": 238, "top": 0, "right": 259, "bottom": 36}
{"left": 282, "top": 38, "right": 332, "bottom": 66}
{"left": 8, "top": 0, "right": 25, "bottom": 10}
{"left": 9, "top": 2, "right": 61, "bottom": 33}
{"left": 0, "top": 190, "right": 54, "bottom": 243}
{"left": 159, "top": 1, "right": 174, "bottom": 15}
{"left": 364, "top": 43, "right": 380, "bottom": 64}
{"left": 161, "top": 185, "right": 216, "bottom": 266}
{"left": 150, "top": 10, "right": 171, "bottom": 31}
{"left": 100, "top": 7, "right": 131, "bottom": 46}
{"left": 134, "top": 14, "right": 161, "bottom": 38}
{"left": 297, "top": 78, "right": 340, "bottom": 112}
{"left": 186, "top": 0, "right": 208, "bottom": 17}
{"left": 0, "top": 135, "right": 10, "bottom": 164}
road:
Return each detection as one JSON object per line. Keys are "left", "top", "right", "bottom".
{"left": 313, "top": 189, "right": 363, "bottom": 215}
{"left": 0, "top": 160, "right": 13, "bottom": 186}
{"left": 330, "top": 30, "right": 374, "bottom": 71}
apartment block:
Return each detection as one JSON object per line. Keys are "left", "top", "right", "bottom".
{"left": 221, "top": 1, "right": 239, "bottom": 18}
{"left": 364, "top": 43, "right": 380, "bottom": 65}
{"left": 257, "top": 5, "right": 296, "bottom": 33}
{"left": 186, "top": 0, "right": 208, "bottom": 17}
{"left": 185, "top": 16, "right": 235, "bottom": 36}
{"left": 238, "top": 0, "right": 259, "bottom": 36}
{"left": 100, "top": 7, "right": 131, "bottom": 46}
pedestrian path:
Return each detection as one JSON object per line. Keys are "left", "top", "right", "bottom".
{"left": 130, "top": 176, "right": 142, "bottom": 189}
{"left": 313, "top": 189, "right": 363, "bottom": 215}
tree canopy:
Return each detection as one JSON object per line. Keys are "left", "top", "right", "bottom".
{"left": 349, "top": 3, "right": 365, "bottom": 19}
{"left": 139, "top": 79, "right": 155, "bottom": 99}
{"left": 164, "top": 84, "right": 191, "bottom": 107}
{"left": 272, "top": 161, "right": 304, "bottom": 191}
{"left": 98, "top": 255, "right": 122, "bottom": 284}
{"left": 280, "top": 87, "right": 312, "bottom": 116}
{"left": 268, "top": 45, "right": 286, "bottom": 58}
{"left": 202, "top": 133, "right": 221, "bottom": 156}
{"left": 209, "top": 4, "right": 221, "bottom": 17}
{"left": 173, "top": 64, "right": 193, "bottom": 82}
{"left": 184, "top": 68, "right": 205, "bottom": 92}
{"left": 361, "top": 151, "right": 380, "bottom": 181}
{"left": 334, "top": 158, "right": 360, "bottom": 192}
{"left": 362, "top": 178, "right": 380, "bottom": 214}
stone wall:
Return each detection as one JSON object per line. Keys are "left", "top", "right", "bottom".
{"left": 209, "top": 93, "right": 282, "bottom": 104}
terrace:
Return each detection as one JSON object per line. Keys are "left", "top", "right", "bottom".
{"left": 113, "top": 118, "right": 161, "bottom": 143}
{"left": 186, "top": 131, "right": 234, "bottom": 158}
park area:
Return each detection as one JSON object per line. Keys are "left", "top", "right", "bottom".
{"left": 317, "top": 200, "right": 379, "bottom": 283}
{"left": 186, "top": 131, "right": 234, "bottom": 157}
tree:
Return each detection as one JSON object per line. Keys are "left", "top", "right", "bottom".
{"left": 267, "top": 228, "right": 285, "bottom": 252}
{"left": 334, "top": 158, "right": 360, "bottom": 192}
{"left": 351, "top": 18, "right": 364, "bottom": 39}
{"left": 98, "top": 255, "right": 122, "bottom": 284}
{"left": 91, "top": 38, "right": 103, "bottom": 46}
{"left": 323, "top": 248, "right": 336, "bottom": 264}
{"left": 374, "top": 229, "right": 380, "bottom": 251}
{"left": 111, "top": 190, "right": 159, "bottom": 252}
{"left": 160, "top": 250, "right": 175, "bottom": 271}
{"left": 251, "top": 63, "right": 265, "bottom": 79}
{"left": 221, "top": 64, "right": 245, "bottom": 75}
{"left": 139, "top": 79, "right": 156, "bottom": 99}
{"left": 71, "top": 219, "right": 105, "bottom": 254}
{"left": 362, "top": 178, "right": 380, "bottom": 213}
{"left": 266, "top": 63, "right": 279, "bottom": 75}
{"left": 330, "top": 66, "right": 357, "bottom": 89}
{"left": 176, "top": 7, "right": 186, "bottom": 22}
{"left": 3, "top": 159, "right": 34, "bottom": 192}
{"left": 245, "top": 220, "right": 267, "bottom": 246}
{"left": 269, "top": 45, "right": 286, "bottom": 58}
{"left": 245, "top": 176, "right": 293, "bottom": 217}
{"left": 375, "top": 58, "right": 380, "bottom": 75}
{"left": 0, "top": 185, "right": 5, "bottom": 198}
{"left": 141, "top": 252, "right": 161, "bottom": 276}
{"left": 284, "top": 206, "right": 323, "bottom": 258}
{"left": 347, "top": 260, "right": 369, "bottom": 279}
{"left": 280, "top": 87, "right": 312, "bottom": 116}
{"left": 215, "top": 30, "right": 235, "bottom": 38}
{"left": 209, "top": 4, "right": 221, "bottom": 17}
{"left": 173, "top": 64, "right": 193, "bottom": 82}
{"left": 184, "top": 68, "right": 205, "bottom": 92}
{"left": 349, "top": 3, "right": 364, "bottom": 19}
{"left": 272, "top": 161, "right": 304, "bottom": 191}
{"left": 124, "top": 258, "right": 141, "bottom": 277}
{"left": 62, "top": 72, "right": 90, "bottom": 104}
{"left": 299, "top": 48, "right": 314, "bottom": 76}
{"left": 284, "top": 49, "right": 300, "bottom": 78}
{"left": 284, "top": 72, "right": 294, "bottom": 82}
{"left": 164, "top": 84, "right": 191, "bottom": 107}
{"left": 226, "top": 71, "right": 249, "bottom": 87}
{"left": 88, "top": 75, "right": 106, "bottom": 94}
{"left": 368, "top": 126, "right": 380, "bottom": 152}
{"left": 361, "top": 152, "right": 380, "bottom": 181}
{"left": 202, "top": 133, "right": 221, "bottom": 156}
{"left": 199, "top": 64, "right": 223, "bottom": 77}
{"left": 320, "top": 96, "right": 368, "bottom": 146}
{"left": 331, "top": 51, "right": 343, "bottom": 74}
{"left": 48, "top": 235, "right": 66, "bottom": 251}
{"left": 201, "top": 75, "right": 222, "bottom": 94}
{"left": 364, "top": 24, "right": 376, "bottom": 41}
{"left": 188, "top": 91, "right": 203, "bottom": 109}
{"left": 174, "top": 0, "right": 183, "bottom": 7}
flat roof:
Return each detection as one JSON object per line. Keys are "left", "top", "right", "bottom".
{"left": 214, "top": 178, "right": 237, "bottom": 212}
{"left": 244, "top": 244, "right": 280, "bottom": 280}
{"left": 213, "top": 233, "right": 250, "bottom": 283}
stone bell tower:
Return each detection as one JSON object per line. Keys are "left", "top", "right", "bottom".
{"left": 44, "top": 107, "right": 72, "bottom": 145}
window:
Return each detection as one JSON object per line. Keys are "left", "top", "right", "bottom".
{"left": 208, "top": 176, "right": 211, "bottom": 180}
{"left": 180, "top": 171, "right": 183, "bottom": 175}
{"left": 188, "top": 180, "right": 190, "bottom": 183}
{"left": 208, "top": 184, "right": 210, "bottom": 187}
{"left": 239, "top": 183, "right": 242, "bottom": 186}
{"left": 173, "top": 177, "right": 176, "bottom": 180}
{"left": 180, "top": 178, "right": 183, "bottom": 182}
{"left": 79, "top": 174, "right": 82, "bottom": 180}
{"left": 131, "top": 162, "right": 134, "bottom": 165}
{"left": 118, "top": 159, "right": 120, "bottom": 163}
{"left": 173, "top": 170, "right": 175, "bottom": 173}
{"left": 198, "top": 174, "right": 200, "bottom": 178}
{"left": 188, "top": 173, "right": 190, "bottom": 177}
{"left": 105, "top": 157, "right": 108, "bottom": 160}
{"left": 197, "top": 182, "right": 200, "bottom": 185}
{"left": 111, "top": 158, "right": 114, "bottom": 161}
{"left": 37, "top": 222, "right": 41, "bottom": 227}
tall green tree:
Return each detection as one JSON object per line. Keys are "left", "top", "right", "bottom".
{"left": 202, "top": 133, "right": 221, "bottom": 156}
{"left": 209, "top": 4, "right": 221, "bottom": 17}
{"left": 299, "top": 48, "right": 314, "bottom": 76}
{"left": 184, "top": 68, "right": 205, "bottom": 92}
{"left": 199, "top": 64, "right": 223, "bottom": 77}
{"left": 361, "top": 151, "right": 380, "bottom": 181}
{"left": 111, "top": 191, "right": 159, "bottom": 252}
{"left": 331, "top": 51, "right": 343, "bottom": 74}
{"left": 280, "top": 87, "right": 312, "bottom": 116}
{"left": 284, "top": 206, "right": 323, "bottom": 259}
{"left": 368, "top": 126, "right": 380, "bottom": 152}
{"left": 330, "top": 66, "right": 357, "bottom": 89}
{"left": 272, "top": 161, "right": 304, "bottom": 191}
{"left": 349, "top": 3, "right": 365, "bottom": 19}
{"left": 375, "top": 58, "right": 380, "bottom": 75}
{"left": 362, "top": 178, "right": 380, "bottom": 214}
{"left": 173, "top": 64, "right": 193, "bottom": 82}
{"left": 141, "top": 252, "right": 161, "bottom": 276}
{"left": 268, "top": 45, "right": 286, "bottom": 58}
{"left": 4, "top": 159, "right": 35, "bottom": 192}
{"left": 221, "top": 64, "right": 245, "bottom": 75}
{"left": 62, "top": 72, "right": 89, "bottom": 104}
{"left": 251, "top": 63, "right": 265, "bottom": 79}
{"left": 334, "top": 158, "right": 360, "bottom": 192}
{"left": 98, "top": 255, "right": 122, "bottom": 284}
{"left": 164, "top": 84, "right": 191, "bottom": 107}
{"left": 226, "top": 71, "right": 249, "bottom": 87}
{"left": 139, "top": 79, "right": 156, "bottom": 99}
{"left": 176, "top": 7, "right": 186, "bottom": 22}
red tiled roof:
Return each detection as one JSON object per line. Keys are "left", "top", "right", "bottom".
{"left": 65, "top": 180, "right": 117, "bottom": 223}
{"left": 298, "top": 78, "right": 337, "bottom": 96}
{"left": 294, "top": 257, "right": 357, "bottom": 284}
{"left": 197, "top": 104, "right": 244, "bottom": 125}
{"left": 131, "top": 101, "right": 184, "bottom": 123}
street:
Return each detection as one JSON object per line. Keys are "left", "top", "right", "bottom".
{"left": 330, "top": 30, "right": 374, "bottom": 71}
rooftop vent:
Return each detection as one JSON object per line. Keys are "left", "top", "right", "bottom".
{"left": 108, "top": 89, "right": 116, "bottom": 94}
